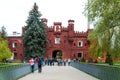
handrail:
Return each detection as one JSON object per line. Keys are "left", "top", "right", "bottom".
{"left": 71, "top": 62, "right": 120, "bottom": 80}
{"left": 0, "top": 63, "right": 38, "bottom": 80}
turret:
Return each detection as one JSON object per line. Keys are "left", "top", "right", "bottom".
{"left": 68, "top": 20, "right": 74, "bottom": 26}
{"left": 68, "top": 19, "right": 74, "bottom": 37}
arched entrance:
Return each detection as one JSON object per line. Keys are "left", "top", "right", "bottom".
{"left": 52, "top": 50, "right": 62, "bottom": 59}
{"left": 78, "top": 52, "right": 83, "bottom": 58}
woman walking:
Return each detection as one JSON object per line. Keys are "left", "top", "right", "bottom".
{"left": 29, "top": 57, "right": 35, "bottom": 73}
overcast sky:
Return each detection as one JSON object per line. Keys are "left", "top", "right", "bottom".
{"left": 0, "top": 0, "right": 90, "bottom": 34}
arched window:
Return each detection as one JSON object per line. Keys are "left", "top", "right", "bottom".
{"left": 78, "top": 41, "right": 83, "bottom": 47}
{"left": 54, "top": 25, "right": 61, "bottom": 32}
{"left": 74, "top": 43, "right": 76, "bottom": 46}
{"left": 12, "top": 42, "right": 17, "bottom": 48}
{"left": 14, "top": 52, "right": 17, "bottom": 59}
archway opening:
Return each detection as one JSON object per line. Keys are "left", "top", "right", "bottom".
{"left": 52, "top": 50, "right": 62, "bottom": 59}
{"left": 78, "top": 53, "right": 83, "bottom": 58}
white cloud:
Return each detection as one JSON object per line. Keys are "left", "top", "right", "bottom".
{"left": 0, "top": 0, "right": 89, "bottom": 34}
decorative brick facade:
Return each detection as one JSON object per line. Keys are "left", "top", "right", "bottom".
{"left": 7, "top": 19, "right": 91, "bottom": 61}
{"left": 7, "top": 32, "right": 24, "bottom": 61}
{"left": 44, "top": 18, "right": 90, "bottom": 60}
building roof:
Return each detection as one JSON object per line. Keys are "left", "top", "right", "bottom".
{"left": 7, "top": 33, "right": 22, "bottom": 37}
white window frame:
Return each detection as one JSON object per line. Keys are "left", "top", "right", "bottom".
{"left": 55, "top": 38, "right": 60, "bottom": 44}
{"left": 12, "top": 42, "right": 17, "bottom": 48}
{"left": 54, "top": 25, "right": 61, "bottom": 32}
{"left": 78, "top": 41, "right": 83, "bottom": 47}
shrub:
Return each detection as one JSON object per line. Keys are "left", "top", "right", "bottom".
{"left": 81, "top": 57, "right": 85, "bottom": 62}
{"left": 105, "top": 54, "right": 113, "bottom": 65}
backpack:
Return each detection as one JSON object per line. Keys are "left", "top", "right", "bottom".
{"left": 40, "top": 60, "right": 44, "bottom": 66}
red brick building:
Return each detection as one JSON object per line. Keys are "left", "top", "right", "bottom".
{"left": 7, "top": 32, "right": 24, "bottom": 61}
{"left": 7, "top": 19, "right": 91, "bottom": 61}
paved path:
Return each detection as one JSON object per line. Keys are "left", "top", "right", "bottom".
{"left": 18, "top": 66, "right": 99, "bottom": 80}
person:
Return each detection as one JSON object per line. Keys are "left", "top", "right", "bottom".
{"left": 68, "top": 58, "right": 71, "bottom": 66}
{"left": 63, "top": 59, "right": 67, "bottom": 66}
{"left": 29, "top": 57, "right": 35, "bottom": 73}
{"left": 36, "top": 57, "right": 43, "bottom": 73}
{"left": 44, "top": 57, "right": 48, "bottom": 65}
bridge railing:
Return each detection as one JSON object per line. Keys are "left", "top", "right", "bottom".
{"left": 71, "top": 62, "right": 120, "bottom": 80}
{"left": 0, "top": 63, "right": 38, "bottom": 80}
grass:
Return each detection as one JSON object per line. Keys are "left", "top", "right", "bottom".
{"left": 113, "top": 62, "right": 120, "bottom": 66}
{"left": 92, "top": 61, "right": 120, "bottom": 68}
{"left": 0, "top": 63, "right": 25, "bottom": 69}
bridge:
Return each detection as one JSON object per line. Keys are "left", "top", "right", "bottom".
{"left": 18, "top": 65, "right": 98, "bottom": 80}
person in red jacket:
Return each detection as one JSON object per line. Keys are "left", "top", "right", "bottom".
{"left": 29, "top": 57, "right": 35, "bottom": 73}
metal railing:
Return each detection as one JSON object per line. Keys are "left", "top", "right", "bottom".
{"left": 71, "top": 62, "right": 120, "bottom": 80}
{"left": 0, "top": 63, "right": 38, "bottom": 80}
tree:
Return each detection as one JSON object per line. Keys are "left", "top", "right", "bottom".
{"left": 85, "top": 0, "right": 120, "bottom": 64}
{"left": 0, "top": 26, "right": 7, "bottom": 39}
{"left": 0, "top": 27, "right": 12, "bottom": 62}
{"left": 88, "top": 30, "right": 104, "bottom": 59}
{"left": 23, "top": 3, "right": 47, "bottom": 60}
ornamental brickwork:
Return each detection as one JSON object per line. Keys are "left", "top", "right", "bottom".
{"left": 7, "top": 19, "right": 91, "bottom": 61}
{"left": 7, "top": 32, "right": 23, "bottom": 61}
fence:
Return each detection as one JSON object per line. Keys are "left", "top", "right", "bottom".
{"left": 71, "top": 62, "right": 120, "bottom": 80}
{"left": 0, "top": 63, "right": 37, "bottom": 80}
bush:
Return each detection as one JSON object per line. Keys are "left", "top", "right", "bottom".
{"left": 94, "top": 59, "right": 98, "bottom": 63}
{"left": 88, "top": 58, "right": 93, "bottom": 63}
{"left": 81, "top": 57, "right": 85, "bottom": 62}
{"left": 105, "top": 54, "right": 113, "bottom": 65}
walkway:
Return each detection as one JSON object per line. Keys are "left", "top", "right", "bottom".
{"left": 18, "top": 66, "right": 99, "bottom": 80}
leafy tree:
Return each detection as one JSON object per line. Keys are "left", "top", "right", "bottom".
{"left": 0, "top": 27, "right": 12, "bottom": 62}
{"left": 110, "top": 31, "right": 120, "bottom": 61}
{"left": 88, "top": 30, "right": 104, "bottom": 59}
{"left": 23, "top": 3, "right": 47, "bottom": 60}
{"left": 85, "top": 0, "right": 120, "bottom": 64}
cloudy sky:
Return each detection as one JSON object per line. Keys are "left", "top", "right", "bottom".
{"left": 0, "top": 0, "right": 89, "bottom": 34}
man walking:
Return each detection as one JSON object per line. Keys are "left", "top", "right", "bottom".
{"left": 36, "top": 57, "right": 43, "bottom": 73}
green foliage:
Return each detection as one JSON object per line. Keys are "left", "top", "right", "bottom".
{"left": 105, "top": 52, "right": 113, "bottom": 65}
{"left": 94, "top": 59, "right": 98, "bottom": 63}
{"left": 85, "top": 0, "right": 120, "bottom": 63}
{"left": 56, "top": 52, "right": 62, "bottom": 59}
{"left": 0, "top": 38, "right": 12, "bottom": 62}
{"left": 81, "top": 57, "right": 85, "bottom": 62}
{"left": 0, "top": 27, "right": 12, "bottom": 62}
{"left": 23, "top": 3, "right": 47, "bottom": 60}
{"left": 88, "top": 30, "right": 104, "bottom": 58}
{"left": 111, "top": 30, "right": 120, "bottom": 60}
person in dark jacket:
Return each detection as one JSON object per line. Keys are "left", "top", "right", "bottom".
{"left": 36, "top": 57, "right": 42, "bottom": 73}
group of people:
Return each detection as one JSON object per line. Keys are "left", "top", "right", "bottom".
{"left": 29, "top": 57, "right": 44, "bottom": 73}
{"left": 44, "top": 58, "right": 71, "bottom": 66}
{"left": 29, "top": 57, "right": 71, "bottom": 73}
